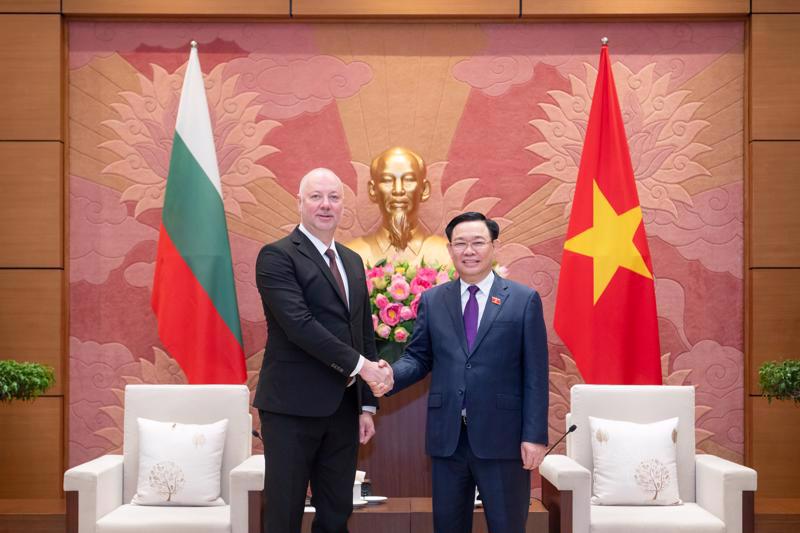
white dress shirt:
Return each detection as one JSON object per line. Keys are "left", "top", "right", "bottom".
{"left": 298, "top": 224, "right": 350, "bottom": 302}
{"left": 459, "top": 271, "right": 496, "bottom": 325}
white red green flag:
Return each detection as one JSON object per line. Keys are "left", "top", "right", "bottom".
{"left": 151, "top": 43, "right": 247, "bottom": 384}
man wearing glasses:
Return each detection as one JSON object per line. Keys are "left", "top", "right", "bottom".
{"left": 375, "top": 211, "right": 550, "bottom": 533}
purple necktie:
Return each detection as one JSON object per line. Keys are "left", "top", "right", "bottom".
{"left": 464, "top": 285, "right": 479, "bottom": 350}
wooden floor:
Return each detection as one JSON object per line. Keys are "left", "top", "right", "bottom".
{"left": 1, "top": 497, "right": 799, "bottom": 533}
{"left": 755, "top": 498, "right": 800, "bottom": 533}
{"left": 0, "top": 499, "right": 64, "bottom": 533}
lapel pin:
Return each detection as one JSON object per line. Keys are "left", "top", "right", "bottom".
{"left": 491, "top": 296, "right": 501, "bottom": 305}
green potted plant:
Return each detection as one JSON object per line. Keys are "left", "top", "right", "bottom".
{"left": 758, "top": 359, "right": 800, "bottom": 404}
{"left": 0, "top": 360, "right": 55, "bottom": 403}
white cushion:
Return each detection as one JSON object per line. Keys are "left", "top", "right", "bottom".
{"left": 96, "top": 504, "right": 230, "bottom": 533}
{"left": 590, "top": 502, "right": 725, "bottom": 533}
{"left": 132, "top": 418, "right": 228, "bottom": 506}
{"left": 569, "top": 385, "right": 696, "bottom": 502}
{"left": 122, "top": 385, "right": 252, "bottom": 505}
{"left": 589, "top": 416, "right": 681, "bottom": 505}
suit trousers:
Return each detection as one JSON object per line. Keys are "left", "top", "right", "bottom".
{"left": 432, "top": 422, "right": 530, "bottom": 533}
{"left": 260, "top": 385, "right": 359, "bottom": 533}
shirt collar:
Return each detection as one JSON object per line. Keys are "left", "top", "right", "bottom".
{"left": 460, "top": 271, "right": 495, "bottom": 296}
{"left": 298, "top": 224, "right": 339, "bottom": 258}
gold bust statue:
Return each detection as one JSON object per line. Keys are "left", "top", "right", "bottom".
{"left": 348, "top": 147, "right": 450, "bottom": 266}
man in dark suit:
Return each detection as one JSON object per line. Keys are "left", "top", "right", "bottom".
{"left": 254, "top": 168, "right": 393, "bottom": 533}
{"left": 384, "top": 211, "right": 549, "bottom": 533}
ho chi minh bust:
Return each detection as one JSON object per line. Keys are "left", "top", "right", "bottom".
{"left": 347, "top": 147, "right": 450, "bottom": 267}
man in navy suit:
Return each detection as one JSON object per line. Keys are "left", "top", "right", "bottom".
{"left": 382, "top": 211, "right": 549, "bottom": 533}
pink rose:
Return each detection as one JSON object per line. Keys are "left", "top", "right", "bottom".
{"left": 376, "top": 323, "right": 391, "bottom": 339}
{"left": 410, "top": 276, "right": 432, "bottom": 295}
{"left": 375, "top": 294, "right": 390, "bottom": 309}
{"left": 366, "top": 277, "right": 374, "bottom": 295}
{"left": 416, "top": 267, "right": 437, "bottom": 284}
{"left": 379, "top": 303, "right": 402, "bottom": 327}
{"left": 389, "top": 277, "right": 411, "bottom": 301}
{"left": 393, "top": 326, "right": 410, "bottom": 343}
{"left": 399, "top": 306, "right": 414, "bottom": 321}
{"left": 410, "top": 293, "right": 421, "bottom": 318}
{"left": 372, "top": 314, "right": 379, "bottom": 331}
{"left": 435, "top": 270, "right": 451, "bottom": 285}
{"left": 366, "top": 266, "right": 385, "bottom": 278}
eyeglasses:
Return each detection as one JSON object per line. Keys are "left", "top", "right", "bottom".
{"left": 450, "top": 240, "right": 491, "bottom": 253}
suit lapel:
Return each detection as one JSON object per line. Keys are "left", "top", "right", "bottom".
{"left": 445, "top": 280, "right": 469, "bottom": 357}
{"left": 468, "top": 275, "right": 508, "bottom": 358}
{"left": 291, "top": 228, "right": 349, "bottom": 311}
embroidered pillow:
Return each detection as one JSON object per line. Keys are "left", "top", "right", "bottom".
{"left": 132, "top": 417, "right": 228, "bottom": 506}
{"left": 589, "top": 416, "right": 682, "bottom": 505}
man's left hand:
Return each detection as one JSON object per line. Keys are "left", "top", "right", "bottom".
{"left": 521, "top": 442, "right": 546, "bottom": 470}
{"left": 359, "top": 412, "right": 376, "bottom": 444}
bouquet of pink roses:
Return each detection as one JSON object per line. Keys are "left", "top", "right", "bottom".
{"left": 365, "top": 260, "right": 455, "bottom": 362}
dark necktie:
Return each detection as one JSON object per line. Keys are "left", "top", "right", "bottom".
{"left": 464, "top": 285, "right": 479, "bottom": 350}
{"left": 324, "top": 248, "right": 347, "bottom": 305}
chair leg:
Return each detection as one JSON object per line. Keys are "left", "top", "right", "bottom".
{"left": 65, "top": 491, "right": 78, "bottom": 533}
{"left": 249, "top": 490, "right": 263, "bottom": 533}
{"left": 742, "top": 490, "right": 754, "bottom": 533}
{"left": 541, "top": 477, "right": 572, "bottom": 533}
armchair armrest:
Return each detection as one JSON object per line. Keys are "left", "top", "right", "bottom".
{"left": 230, "top": 454, "right": 265, "bottom": 533}
{"left": 63, "top": 455, "right": 124, "bottom": 533}
{"left": 696, "top": 454, "right": 756, "bottom": 533}
{"left": 540, "top": 455, "right": 591, "bottom": 533}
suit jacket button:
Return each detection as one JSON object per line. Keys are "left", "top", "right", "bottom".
{"left": 457, "top": 389, "right": 464, "bottom": 395}
{"left": 466, "top": 363, "right": 472, "bottom": 369}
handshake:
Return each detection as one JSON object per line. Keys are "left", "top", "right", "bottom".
{"left": 358, "top": 359, "right": 394, "bottom": 397}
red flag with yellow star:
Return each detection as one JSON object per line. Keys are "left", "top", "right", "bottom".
{"left": 553, "top": 42, "right": 662, "bottom": 385}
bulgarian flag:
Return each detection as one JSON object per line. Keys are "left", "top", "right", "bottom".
{"left": 151, "top": 42, "right": 247, "bottom": 384}
{"left": 553, "top": 41, "right": 662, "bottom": 385}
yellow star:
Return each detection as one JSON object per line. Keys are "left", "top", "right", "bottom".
{"left": 564, "top": 180, "right": 653, "bottom": 304}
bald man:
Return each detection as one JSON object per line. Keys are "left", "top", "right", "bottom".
{"left": 253, "top": 168, "right": 393, "bottom": 533}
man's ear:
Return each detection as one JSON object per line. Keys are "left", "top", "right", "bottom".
{"left": 421, "top": 179, "right": 431, "bottom": 202}
{"left": 367, "top": 180, "right": 378, "bottom": 202}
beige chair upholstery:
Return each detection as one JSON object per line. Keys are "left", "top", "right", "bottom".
{"left": 64, "top": 385, "right": 264, "bottom": 533}
{"left": 540, "top": 385, "right": 756, "bottom": 533}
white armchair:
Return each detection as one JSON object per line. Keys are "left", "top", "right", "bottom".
{"left": 540, "top": 385, "right": 756, "bottom": 533}
{"left": 64, "top": 385, "right": 265, "bottom": 533}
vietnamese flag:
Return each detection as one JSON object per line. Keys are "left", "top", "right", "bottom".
{"left": 553, "top": 42, "right": 662, "bottom": 385}
{"left": 151, "top": 43, "right": 247, "bottom": 384}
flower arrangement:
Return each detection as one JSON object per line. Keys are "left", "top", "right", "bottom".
{"left": 366, "top": 260, "right": 456, "bottom": 362}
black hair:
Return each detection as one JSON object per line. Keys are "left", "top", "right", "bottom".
{"left": 444, "top": 212, "right": 500, "bottom": 242}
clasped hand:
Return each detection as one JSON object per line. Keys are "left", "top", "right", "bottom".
{"left": 359, "top": 359, "right": 393, "bottom": 397}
